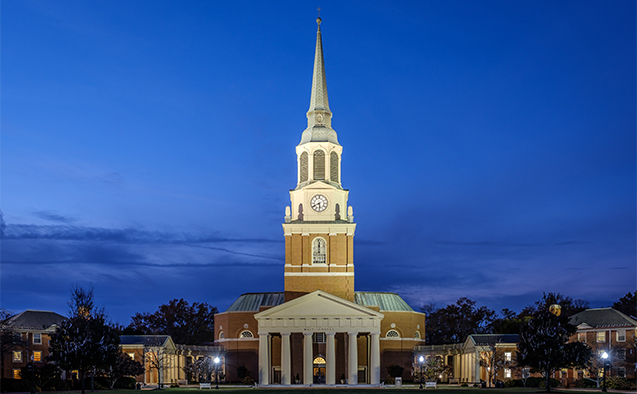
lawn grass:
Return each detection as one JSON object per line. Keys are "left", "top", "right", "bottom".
{"left": 38, "top": 387, "right": 605, "bottom": 394}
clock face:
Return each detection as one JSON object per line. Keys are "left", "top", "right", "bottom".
{"left": 310, "top": 194, "right": 328, "bottom": 212}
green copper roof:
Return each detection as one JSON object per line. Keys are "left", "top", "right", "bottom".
{"left": 354, "top": 292, "right": 414, "bottom": 312}
{"left": 225, "top": 291, "right": 415, "bottom": 312}
{"left": 227, "top": 292, "right": 286, "bottom": 312}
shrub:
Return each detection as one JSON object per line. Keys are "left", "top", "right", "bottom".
{"left": 504, "top": 379, "right": 523, "bottom": 387}
{"left": 573, "top": 379, "right": 597, "bottom": 388}
{"left": 460, "top": 383, "right": 468, "bottom": 387}
{"left": 1, "top": 378, "right": 33, "bottom": 392}
{"left": 607, "top": 376, "right": 636, "bottom": 390}
{"left": 243, "top": 376, "right": 254, "bottom": 385}
{"left": 114, "top": 377, "right": 137, "bottom": 389}
{"left": 537, "top": 378, "right": 560, "bottom": 388}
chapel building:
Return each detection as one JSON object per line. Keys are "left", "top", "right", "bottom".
{"left": 213, "top": 17, "right": 425, "bottom": 386}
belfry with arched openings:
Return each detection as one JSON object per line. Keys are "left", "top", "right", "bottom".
{"left": 213, "top": 17, "right": 425, "bottom": 386}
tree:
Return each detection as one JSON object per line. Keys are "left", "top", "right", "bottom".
{"left": 415, "top": 356, "right": 451, "bottom": 382}
{"left": 0, "top": 308, "right": 24, "bottom": 380}
{"left": 421, "top": 298, "right": 496, "bottom": 345}
{"left": 107, "top": 352, "right": 144, "bottom": 389}
{"left": 49, "top": 286, "right": 120, "bottom": 394}
{"left": 479, "top": 343, "right": 513, "bottom": 387}
{"left": 183, "top": 356, "right": 215, "bottom": 383}
{"left": 129, "top": 299, "right": 218, "bottom": 345}
{"left": 142, "top": 338, "right": 174, "bottom": 388}
{"left": 517, "top": 307, "right": 591, "bottom": 392}
{"left": 519, "top": 293, "right": 589, "bottom": 318}
{"left": 612, "top": 291, "right": 636, "bottom": 318}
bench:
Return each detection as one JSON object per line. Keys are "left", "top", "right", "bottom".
{"left": 199, "top": 383, "right": 212, "bottom": 389}
{"left": 425, "top": 382, "right": 437, "bottom": 389}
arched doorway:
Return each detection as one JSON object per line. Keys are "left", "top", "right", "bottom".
{"left": 313, "top": 356, "right": 326, "bottom": 384}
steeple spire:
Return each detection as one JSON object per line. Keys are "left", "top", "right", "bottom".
{"left": 308, "top": 16, "right": 330, "bottom": 115}
{"left": 300, "top": 16, "right": 339, "bottom": 145}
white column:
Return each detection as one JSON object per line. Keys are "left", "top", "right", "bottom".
{"left": 258, "top": 332, "right": 270, "bottom": 385}
{"left": 326, "top": 332, "right": 336, "bottom": 385}
{"left": 303, "top": 332, "right": 313, "bottom": 385}
{"left": 370, "top": 332, "right": 380, "bottom": 385}
{"left": 475, "top": 351, "right": 480, "bottom": 384}
{"left": 348, "top": 332, "right": 358, "bottom": 385}
{"left": 281, "top": 332, "right": 291, "bottom": 385}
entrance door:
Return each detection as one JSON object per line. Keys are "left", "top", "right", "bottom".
{"left": 313, "top": 356, "right": 326, "bottom": 384}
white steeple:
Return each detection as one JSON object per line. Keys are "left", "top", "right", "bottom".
{"left": 299, "top": 17, "right": 339, "bottom": 146}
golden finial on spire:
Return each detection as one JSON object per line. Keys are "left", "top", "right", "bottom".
{"left": 317, "top": 7, "right": 322, "bottom": 25}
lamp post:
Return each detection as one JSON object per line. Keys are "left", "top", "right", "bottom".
{"left": 601, "top": 352, "right": 608, "bottom": 392}
{"left": 419, "top": 356, "right": 425, "bottom": 389}
{"left": 214, "top": 357, "right": 220, "bottom": 389}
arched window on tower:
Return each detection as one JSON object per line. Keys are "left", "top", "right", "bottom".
{"left": 300, "top": 152, "right": 308, "bottom": 183}
{"left": 313, "top": 150, "right": 325, "bottom": 180}
{"left": 330, "top": 151, "right": 339, "bottom": 182}
{"left": 312, "top": 237, "right": 327, "bottom": 264}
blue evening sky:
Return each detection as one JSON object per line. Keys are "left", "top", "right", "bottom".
{"left": 2, "top": 0, "right": 635, "bottom": 325}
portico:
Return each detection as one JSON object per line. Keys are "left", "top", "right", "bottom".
{"left": 254, "top": 290, "right": 383, "bottom": 386}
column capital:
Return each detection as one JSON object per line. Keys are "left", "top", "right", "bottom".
{"left": 281, "top": 332, "right": 291, "bottom": 336}
{"left": 348, "top": 331, "right": 358, "bottom": 336}
{"left": 258, "top": 332, "right": 270, "bottom": 336}
{"left": 370, "top": 331, "right": 381, "bottom": 336}
{"left": 326, "top": 331, "right": 336, "bottom": 336}
{"left": 303, "top": 331, "right": 313, "bottom": 337}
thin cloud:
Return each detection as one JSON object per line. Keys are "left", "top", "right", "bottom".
{"left": 32, "top": 210, "right": 76, "bottom": 223}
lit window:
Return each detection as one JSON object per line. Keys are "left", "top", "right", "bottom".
{"left": 14, "top": 369, "right": 21, "bottom": 379}
{"left": 313, "top": 333, "right": 326, "bottom": 343}
{"left": 596, "top": 331, "right": 606, "bottom": 343}
{"left": 13, "top": 351, "right": 22, "bottom": 363}
{"left": 504, "top": 369, "right": 511, "bottom": 378}
{"left": 127, "top": 353, "right": 135, "bottom": 361}
{"left": 578, "top": 332, "right": 586, "bottom": 342}
{"left": 240, "top": 330, "right": 253, "bottom": 338}
{"left": 386, "top": 330, "right": 400, "bottom": 338}
{"left": 312, "top": 238, "right": 327, "bottom": 264}
{"left": 313, "top": 150, "right": 325, "bottom": 180}
{"left": 617, "top": 331, "right": 626, "bottom": 342}
{"left": 33, "top": 333, "right": 42, "bottom": 344}
{"left": 505, "top": 352, "right": 512, "bottom": 362}
{"left": 33, "top": 351, "right": 42, "bottom": 362}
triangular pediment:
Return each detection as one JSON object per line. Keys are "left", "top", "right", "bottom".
{"left": 255, "top": 290, "right": 383, "bottom": 320}
{"left": 295, "top": 180, "right": 340, "bottom": 192}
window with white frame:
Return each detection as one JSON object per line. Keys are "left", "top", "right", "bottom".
{"left": 596, "top": 331, "right": 606, "bottom": 343}
{"left": 505, "top": 352, "right": 512, "bottom": 362}
{"left": 386, "top": 329, "right": 400, "bottom": 338}
{"left": 312, "top": 237, "right": 327, "bottom": 264}
{"left": 313, "top": 333, "right": 326, "bottom": 343}
{"left": 578, "top": 332, "right": 586, "bottom": 342}
{"left": 33, "top": 333, "right": 42, "bottom": 344}
{"left": 414, "top": 331, "right": 421, "bottom": 339}
{"left": 617, "top": 330, "right": 626, "bottom": 342}
{"left": 13, "top": 351, "right": 22, "bottom": 363}
{"left": 239, "top": 330, "right": 253, "bottom": 338}
{"left": 617, "top": 368, "right": 626, "bottom": 378}
{"left": 504, "top": 369, "right": 511, "bottom": 378}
